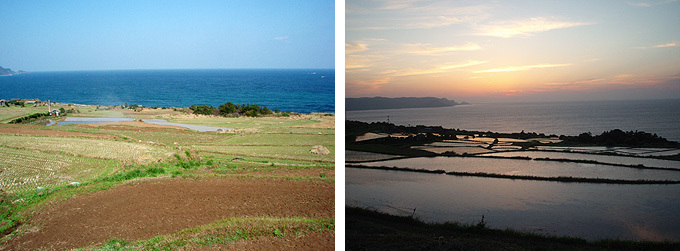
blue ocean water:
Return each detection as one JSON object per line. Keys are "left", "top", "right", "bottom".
{"left": 0, "top": 69, "right": 334, "bottom": 113}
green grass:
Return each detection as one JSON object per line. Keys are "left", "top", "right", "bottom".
{"left": 0, "top": 106, "right": 64, "bottom": 123}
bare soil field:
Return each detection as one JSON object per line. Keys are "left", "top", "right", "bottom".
{"left": 207, "top": 232, "right": 333, "bottom": 251}
{"left": 5, "top": 178, "right": 333, "bottom": 250}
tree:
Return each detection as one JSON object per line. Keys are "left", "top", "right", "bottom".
{"left": 218, "top": 102, "right": 237, "bottom": 115}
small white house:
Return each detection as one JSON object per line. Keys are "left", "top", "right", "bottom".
{"left": 0, "top": 99, "right": 6, "bottom": 106}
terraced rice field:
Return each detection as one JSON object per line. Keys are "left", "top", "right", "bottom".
{"left": 190, "top": 145, "right": 335, "bottom": 162}
{"left": 0, "top": 107, "right": 334, "bottom": 250}
{"left": 0, "top": 147, "right": 118, "bottom": 193}
{"left": 0, "top": 135, "right": 174, "bottom": 162}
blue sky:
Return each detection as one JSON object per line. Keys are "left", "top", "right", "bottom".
{"left": 0, "top": 0, "right": 334, "bottom": 71}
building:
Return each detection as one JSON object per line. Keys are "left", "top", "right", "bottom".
{"left": 50, "top": 109, "right": 60, "bottom": 116}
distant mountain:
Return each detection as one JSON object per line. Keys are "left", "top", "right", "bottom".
{"left": 346, "top": 97, "right": 464, "bottom": 111}
{"left": 0, "top": 66, "right": 24, "bottom": 76}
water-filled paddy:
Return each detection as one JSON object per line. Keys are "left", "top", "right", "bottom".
{"left": 480, "top": 151, "right": 680, "bottom": 169}
{"left": 55, "top": 117, "right": 231, "bottom": 132}
{"left": 346, "top": 168, "right": 680, "bottom": 241}
{"left": 360, "top": 156, "right": 680, "bottom": 181}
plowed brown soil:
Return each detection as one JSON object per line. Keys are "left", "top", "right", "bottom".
{"left": 5, "top": 178, "right": 333, "bottom": 250}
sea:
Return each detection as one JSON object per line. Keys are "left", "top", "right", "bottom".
{"left": 0, "top": 69, "right": 334, "bottom": 113}
{"left": 347, "top": 99, "right": 680, "bottom": 142}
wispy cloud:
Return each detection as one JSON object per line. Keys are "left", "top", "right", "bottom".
{"left": 274, "top": 36, "right": 289, "bottom": 40}
{"left": 633, "top": 41, "right": 679, "bottom": 49}
{"left": 475, "top": 17, "right": 592, "bottom": 38}
{"left": 346, "top": 55, "right": 383, "bottom": 70}
{"left": 347, "top": 1, "right": 492, "bottom": 30}
{"left": 539, "top": 74, "right": 680, "bottom": 92}
{"left": 398, "top": 42, "right": 482, "bottom": 55}
{"left": 391, "top": 61, "right": 488, "bottom": 77}
{"left": 349, "top": 15, "right": 468, "bottom": 30}
{"left": 474, "top": 63, "right": 572, "bottom": 73}
{"left": 346, "top": 43, "right": 369, "bottom": 54}
{"left": 375, "top": 0, "right": 422, "bottom": 10}
{"left": 627, "top": 2, "right": 652, "bottom": 7}
{"left": 627, "top": 0, "right": 678, "bottom": 7}
{"left": 346, "top": 77, "right": 392, "bottom": 96}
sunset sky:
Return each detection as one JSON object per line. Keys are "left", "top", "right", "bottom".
{"left": 346, "top": 0, "right": 680, "bottom": 102}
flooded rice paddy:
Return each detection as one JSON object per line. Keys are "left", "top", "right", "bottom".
{"left": 54, "top": 117, "right": 232, "bottom": 132}
{"left": 347, "top": 168, "right": 680, "bottom": 241}
{"left": 347, "top": 151, "right": 680, "bottom": 241}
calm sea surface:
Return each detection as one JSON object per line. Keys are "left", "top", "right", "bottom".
{"left": 0, "top": 69, "right": 334, "bottom": 113}
{"left": 347, "top": 99, "right": 680, "bottom": 142}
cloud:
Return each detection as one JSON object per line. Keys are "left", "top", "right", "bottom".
{"left": 628, "top": 0, "right": 678, "bottom": 7}
{"left": 391, "top": 61, "right": 488, "bottom": 77}
{"left": 633, "top": 41, "right": 679, "bottom": 49}
{"left": 398, "top": 42, "right": 482, "bottom": 55}
{"left": 346, "top": 43, "right": 369, "bottom": 54}
{"left": 627, "top": 2, "right": 652, "bottom": 7}
{"left": 349, "top": 15, "right": 468, "bottom": 30}
{"left": 538, "top": 74, "right": 680, "bottom": 92}
{"left": 274, "top": 36, "right": 289, "bottom": 40}
{"left": 474, "top": 63, "right": 572, "bottom": 73}
{"left": 475, "top": 17, "right": 592, "bottom": 38}
{"left": 346, "top": 55, "right": 380, "bottom": 70}
{"left": 375, "top": 0, "right": 423, "bottom": 10}
{"left": 347, "top": 2, "right": 492, "bottom": 30}
{"left": 346, "top": 77, "right": 392, "bottom": 96}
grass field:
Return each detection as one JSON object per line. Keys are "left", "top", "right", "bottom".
{"left": 0, "top": 106, "right": 335, "bottom": 250}
{"left": 0, "top": 106, "right": 58, "bottom": 123}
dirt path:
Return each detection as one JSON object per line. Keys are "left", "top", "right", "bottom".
{"left": 5, "top": 178, "right": 334, "bottom": 250}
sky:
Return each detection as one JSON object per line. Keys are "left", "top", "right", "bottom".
{"left": 0, "top": 0, "right": 334, "bottom": 71}
{"left": 346, "top": 0, "right": 680, "bottom": 102}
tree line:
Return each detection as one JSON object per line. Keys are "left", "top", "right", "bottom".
{"left": 189, "top": 102, "right": 279, "bottom": 117}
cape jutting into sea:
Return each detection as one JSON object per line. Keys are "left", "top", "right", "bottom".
{"left": 0, "top": 69, "right": 334, "bottom": 114}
